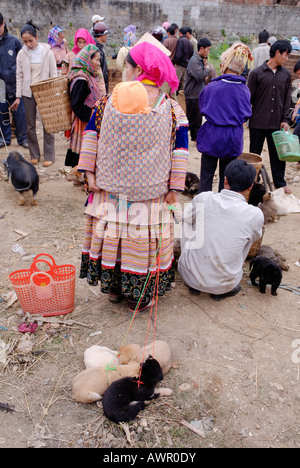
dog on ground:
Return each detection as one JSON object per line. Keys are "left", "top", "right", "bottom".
{"left": 72, "top": 361, "right": 140, "bottom": 403}
{"left": 84, "top": 345, "right": 119, "bottom": 369}
{"left": 3, "top": 151, "right": 39, "bottom": 205}
{"left": 255, "top": 245, "right": 289, "bottom": 271}
{"left": 118, "top": 340, "right": 172, "bottom": 375}
{"left": 248, "top": 182, "right": 278, "bottom": 223}
{"left": 102, "top": 356, "right": 164, "bottom": 423}
{"left": 250, "top": 256, "right": 282, "bottom": 296}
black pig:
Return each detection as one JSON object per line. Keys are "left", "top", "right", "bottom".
{"left": 3, "top": 151, "right": 39, "bottom": 205}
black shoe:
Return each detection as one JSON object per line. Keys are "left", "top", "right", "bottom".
{"left": 185, "top": 283, "right": 201, "bottom": 295}
{"left": 20, "top": 142, "right": 29, "bottom": 149}
{"left": 210, "top": 285, "right": 241, "bottom": 302}
{"left": 109, "top": 293, "right": 124, "bottom": 304}
{"left": 0, "top": 142, "right": 10, "bottom": 148}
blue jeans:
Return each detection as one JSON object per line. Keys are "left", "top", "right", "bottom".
{"left": 0, "top": 96, "right": 27, "bottom": 145}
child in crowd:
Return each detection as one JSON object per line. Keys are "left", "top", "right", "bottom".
{"left": 61, "top": 29, "right": 96, "bottom": 75}
{"left": 48, "top": 25, "right": 69, "bottom": 74}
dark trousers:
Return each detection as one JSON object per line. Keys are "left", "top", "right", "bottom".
{"left": 186, "top": 98, "right": 203, "bottom": 141}
{"left": 199, "top": 153, "right": 236, "bottom": 193}
{"left": 293, "top": 123, "right": 300, "bottom": 141}
{"left": 249, "top": 128, "right": 286, "bottom": 189}
{"left": 0, "top": 96, "right": 27, "bottom": 145}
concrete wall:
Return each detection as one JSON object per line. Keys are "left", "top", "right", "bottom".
{"left": 0, "top": 0, "right": 299, "bottom": 48}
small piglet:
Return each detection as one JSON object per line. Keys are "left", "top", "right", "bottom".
{"left": 4, "top": 151, "right": 39, "bottom": 206}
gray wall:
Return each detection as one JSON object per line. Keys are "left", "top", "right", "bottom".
{"left": 1, "top": 0, "right": 299, "bottom": 49}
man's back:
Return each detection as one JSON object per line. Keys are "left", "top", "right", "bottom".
{"left": 164, "top": 35, "right": 178, "bottom": 62}
{"left": 174, "top": 35, "right": 193, "bottom": 68}
{"left": 252, "top": 43, "right": 270, "bottom": 68}
{"left": 178, "top": 190, "right": 264, "bottom": 294}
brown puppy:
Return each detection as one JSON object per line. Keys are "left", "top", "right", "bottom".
{"left": 118, "top": 344, "right": 143, "bottom": 365}
{"left": 72, "top": 361, "right": 140, "bottom": 404}
{"left": 119, "top": 340, "right": 172, "bottom": 375}
{"left": 145, "top": 341, "right": 172, "bottom": 375}
{"left": 256, "top": 245, "right": 289, "bottom": 271}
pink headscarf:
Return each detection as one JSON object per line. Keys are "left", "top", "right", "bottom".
{"left": 129, "top": 42, "right": 179, "bottom": 94}
{"left": 72, "top": 29, "right": 96, "bottom": 55}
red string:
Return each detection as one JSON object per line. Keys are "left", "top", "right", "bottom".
{"left": 137, "top": 237, "right": 162, "bottom": 388}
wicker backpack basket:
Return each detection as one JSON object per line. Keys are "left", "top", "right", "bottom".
{"left": 30, "top": 76, "right": 72, "bottom": 133}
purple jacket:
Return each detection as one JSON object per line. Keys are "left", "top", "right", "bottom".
{"left": 196, "top": 74, "right": 252, "bottom": 159}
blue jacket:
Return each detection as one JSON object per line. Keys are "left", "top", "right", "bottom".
{"left": 0, "top": 28, "right": 22, "bottom": 99}
{"left": 197, "top": 74, "right": 252, "bottom": 159}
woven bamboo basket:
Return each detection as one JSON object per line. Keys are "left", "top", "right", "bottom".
{"left": 238, "top": 152, "right": 263, "bottom": 181}
{"left": 238, "top": 152, "right": 263, "bottom": 202}
{"left": 30, "top": 76, "right": 72, "bottom": 133}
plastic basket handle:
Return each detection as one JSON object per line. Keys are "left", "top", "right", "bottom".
{"left": 30, "top": 271, "right": 53, "bottom": 300}
{"left": 32, "top": 253, "right": 57, "bottom": 267}
{"left": 30, "top": 259, "right": 55, "bottom": 276}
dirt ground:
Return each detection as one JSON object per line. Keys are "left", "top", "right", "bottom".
{"left": 0, "top": 124, "right": 299, "bottom": 449}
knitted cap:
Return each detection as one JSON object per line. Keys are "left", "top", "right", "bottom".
{"left": 112, "top": 81, "right": 150, "bottom": 114}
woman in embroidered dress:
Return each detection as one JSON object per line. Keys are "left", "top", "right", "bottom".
{"left": 78, "top": 41, "right": 189, "bottom": 313}
{"left": 48, "top": 25, "right": 69, "bottom": 75}
{"left": 61, "top": 29, "right": 96, "bottom": 76}
{"left": 64, "top": 44, "right": 106, "bottom": 167}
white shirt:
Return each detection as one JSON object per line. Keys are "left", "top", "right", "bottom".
{"left": 178, "top": 190, "right": 264, "bottom": 294}
{"left": 252, "top": 43, "right": 270, "bottom": 69}
{"left": 29, "top": 44, "right": 43, "bottom": 64}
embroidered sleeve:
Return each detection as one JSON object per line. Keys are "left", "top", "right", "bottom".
{"left": 169, "top": 99, "right": 189, "bottom": 191}
{"left": 78, "top": 96, "right": 110, "bottom": 173}
{"left": 77, "top": 129, "right": 98, "bottom": 173}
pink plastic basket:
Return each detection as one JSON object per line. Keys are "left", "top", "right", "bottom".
{"left": 9, "top": 254, "right": 76, "bottom": 316}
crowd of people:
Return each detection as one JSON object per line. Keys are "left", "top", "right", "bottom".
{"left": 0, "top": 12, "right": 299, "bottom": 311}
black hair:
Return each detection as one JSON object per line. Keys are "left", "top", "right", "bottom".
{"left": 185, "top": 27, "right": 192, "bottom": 34}
{"left": 225, "top": 159, "right": 257, "bottom": 192}
{"left": 167, "top": 26, "right": 175, "bottom": 35}
{"left": 294, "top": 60, "right": 300, "bottom": 73}
{"left": 0, "top": 12, "right": 8, "bottom": 34}
{"left": 126, "top": 51, "right": 138, "bottom": 68}
{"left": 21, "top": 20, "right": 40, "bottom": 38}
{"left": 258, "top": 29, "right": 270, "bottom": 44}
{"left": 179, "top": 27, "right": 187, "bottom": 35}
{"left": 152, "top": 31, "right": 163, "bottom": 42}
{"left": 198, "top": 37, "right": 212, "bottom": 51}
{"left": 91, "top": 50, "right": 100, "bottom": 59}
{"left": 269, "top": 40, "right": 292, "bottom": 58}
{"left": 170, "top": 23, "right": 179, "bottom": 30}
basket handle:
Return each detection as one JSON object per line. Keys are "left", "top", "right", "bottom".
{"left": 30, "top": 259, "right": 55, "bottom": 276}
{"left": 30, "top": 271, "right": 53, "bottom": 300}
{"left": 33, "top": 253, "right": 57, "bottom": 266}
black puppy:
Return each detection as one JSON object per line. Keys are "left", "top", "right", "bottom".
{"left": 250, "top": 256, "right": 282, "bottom": 296}
{"left": 3, "top": 151, "right": 39, "bottom": 205}
{"left": 248, "top": 182, "right": 266, "bottom": 206}
{"left": 102, "top": 356, "right": 163, "bottom": 423}
{"left": 184, "top": 172, "right": 200, "bottom": 196}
